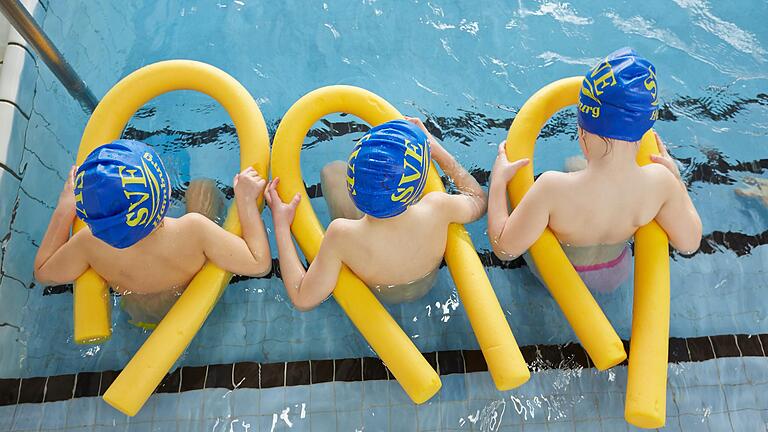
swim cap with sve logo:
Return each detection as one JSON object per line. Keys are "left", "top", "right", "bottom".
{"left": 74, "top": 139, "right": 171, "bottom": 249}
{"left": 346, "top": 119, "right": 430, "bottom": 218}
{"left": 577, "top": 47, "right": 659, "bottom": 142}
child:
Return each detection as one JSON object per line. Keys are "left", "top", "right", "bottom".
{"left": 265, "top": 118, "right": 486, "bottom": 309}
{"left": 34, "top": 139, "right": 272, "bottom": 326}
{"left": 487, "top": 48, "right": 702, "bottom": 293}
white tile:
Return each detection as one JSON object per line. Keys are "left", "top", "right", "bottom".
{"left": 6, "top": 0, "right": 44, "bottom": 48}
{"left": 0, "top": 44, "right": 36, "bottom": 117}
{"left": 0, "top": 101, "right": 28, "bottom": 174}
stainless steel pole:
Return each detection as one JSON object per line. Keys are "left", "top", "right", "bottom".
{"left": 0, "top": 0, "right": 98, "bottom": 112}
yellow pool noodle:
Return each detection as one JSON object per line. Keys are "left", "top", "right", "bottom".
{"left": 270, "top": 85, "right": 528, "bottom": 403}
{"left": 72, "top": 60, "right": 270, "bottom": 416}
{"left": 625, "top": 131, "right": 671, "bottom": 429}
{"left": 505, "top": 77, "right": 627, "bottom": 370}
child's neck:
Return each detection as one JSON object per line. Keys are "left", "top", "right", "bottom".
{"left": 584, "top": 138, "right": 639, "bottom": 173}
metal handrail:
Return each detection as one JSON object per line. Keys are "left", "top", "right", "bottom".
{"left": 0, "top": 0, "right": 98, "bottom": 112}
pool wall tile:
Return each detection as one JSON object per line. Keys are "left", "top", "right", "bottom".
{"left": 39, "top": 400, "right": 68, "bottom": 429}
{"left": 309, "top": 411, "right": 337, "bottom": 431}
{"left": 0, "top": 102, "right": 26, "bottom": 176}
{"left": 10, "top": 403, "right": 41, "bottom": 431}
{"left": 0, "top": 44, "right": 36, "bottom": 118}
{"left": 308, "top": 381, "right": 335, "bottom": 413}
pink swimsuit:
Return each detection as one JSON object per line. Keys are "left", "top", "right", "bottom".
{"left": 524, "top": 243, "right": 632, "bottom": 294}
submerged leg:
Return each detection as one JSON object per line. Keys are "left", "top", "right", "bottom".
{"left": 185, "top": 178, "right": 226, "bottom": 222}
{"left": 321, "top": 160, "right": 364, "bottom": 220}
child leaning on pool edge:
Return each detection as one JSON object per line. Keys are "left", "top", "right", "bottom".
{"left": 487, "top": 47, "right": 702, "bottom": 293}
{"left": 266, "top": 117, "right": 487, "bottom": 309}
{"left": 33, "top": 140, "right": 272, "bottom": 327}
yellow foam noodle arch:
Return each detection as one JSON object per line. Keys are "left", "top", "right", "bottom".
{"left": 505, "top": 76, "right": 627, "bottom": 370}
{"left": 506, "top": 76, "right": 671, "bottom": 428}
{"left": 271, "top": 85, "right": 529, "bottom": 403}
{"left": 71, "top": 60, "right": 270, "bottom": 416}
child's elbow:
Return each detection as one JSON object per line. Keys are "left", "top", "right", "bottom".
{"left": 292, "top": 297, "right": 317, "bottom": 312}
{"left": 492, "top": 244, "right": 522, "bottom": 262}
{"left": 253, "top": 255, "right": 272, "bottom": 278}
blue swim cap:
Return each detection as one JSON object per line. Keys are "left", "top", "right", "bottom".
{"left": 577, "top": 47, "right": 659, "bottom": 142}
{"left": 346, "top": 120, "right": 430, "bottom": 218}
{"left": 74, "top": 139, "right": 171, "bottom": 249}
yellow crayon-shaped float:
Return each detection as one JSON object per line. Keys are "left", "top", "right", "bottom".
{"left": 270, "top": 85, "right": 529, "bottom": 403}
{"left": 72, "top": 60, "right": 270, "bottom": 416}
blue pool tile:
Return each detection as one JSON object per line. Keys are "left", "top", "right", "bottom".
{"left": 465, "top": 372, "right": 499, "bottom": 401}
{"left": 362, "top": 380, "right": 389, "bottom": 408}
{"left": 363, "top": 406, "right": 389, "bottom": 431}
{"left": 309, "top": 382, "right": 336, "bottom": 413}
{"left": 149, "top": 395, "right": 180, "bottom": 424}
{"left": 149, "top": 421, "right": 177, "bottom": 431}
{"left": 596, "top": 391, "right": 625, "bottom": 420}
{"left": 95, "top": 399, "right": 131, "bottom": 427}
{"left": 386, "top": 380, "right": 413, "bottom": 407}
{"left": 128, "top": 396, "right": 156, "bottom": 426}
{"left": 202, "top": 388, "right": 233, "bottom": 420}
{"left": 126, "top": 420, "right": 154, "bottom": 432}
{"left": 336, "top": 410, "right": 363, "bottom": 432}
{"left": 546, "top": 420, "right": 577, "bottom": 432}
{"left": 65, "top": 397, "right": 98, "bottom": 428}
{"left": 310, "top": 411, "right": 337, "bottom": 431}
{"left": 259, "top": 387, "right": 286, "bottom": 416}
{"left": 729, "top": 409, "right": 764, "bottom": 431}
{"left": 753, "top": 383, "right": 768, "bottom": 410}
{"left": 600, "top": 417, "right": 629, "bottom": 432}
{"left": 521, "top": 421, "right": 551, "bottom": 432}
{"left": 232, "top": 388, "right": 260, "bottom": 417}
{"left": 571, "top": 393, "right": 599, "bottom": 422}
{"left": 743, "top": 357, "right": 768, "bottom": 384}
{"left": 175, "top": 389, "right": 204, "bottom": 421}
{"left": 390, "top": 404, "right": 417, "bottom": 431}
{"left": 283, "top": 385, "right": 310, "bottom": 411}
{"left": 258, "top": 414, "right": 282, "bottom": 431}
{"left": 723, "top": 383, "right": 760, "bottom": 411}
{"left": 230, "top": 416, "right": 259, "bottom": 432}
{"left": 703, "top": 412, "right": 733, "bottom": 431}
{"left": 334, "top": 381, "right": 363, "bottom": 413}
{"left": 40, "top": 400, "right": 69, "bottom": 429}
{"left": 440, "top": 400, "right": 468, "bottom": 429}
{"left": 174, "top": 420, "right": 196, "bottom": 432}
{"left": 440, "top": 373, "right": 468, "bottom": 402}
{"left": 0, "top": 405, "right": 17, "bottom": 432}
{"left": 717, "top": 358, "right": 749, "bottom": 385}
{"left": 677, "top": 413, "right": 708, "bottom": 431}
{"left": 416, "top": 401, "right": 442, "bottom": 431}
{"left": 10, "top": 403, "right": 42, "bottom": 432}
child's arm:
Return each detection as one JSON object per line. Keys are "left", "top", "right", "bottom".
{"left": 487, "top": 141, "right": 551, "bottom": 260}
{"left": 406, "top": 117, "right": 487, "bottom": 223}
{"left": 649, "top": 132, "right": 703, "bottom": 253}
{"left": 34, "top": 166, "right": 89, "bottom": 284}
{"left": 265, "top": 178, "right": 342, "bottom": 311}
{"left": 193, "top": 167, "right": 272, "bottom": 276}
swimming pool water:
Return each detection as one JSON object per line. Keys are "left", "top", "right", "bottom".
{"left": 1, "top": 0, "right": 767, "bottom": 430}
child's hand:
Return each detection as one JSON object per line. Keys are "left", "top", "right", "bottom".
{"left": 650, "top": 131, "right": 682, "bottom": 181}
{"left": 492, "top": 141, "right": 529, "bottom": 183}
{"left": 404, "top": 116, "right": 450, "bottom": 165}
{"left": 265, "top": 178, "right": 301, "bottom": 227}
{"left": 233, "top": 167, "right": 267, "bottom": 201}
{"left": 57, "top": 165, "right": 77, "bottom": 217}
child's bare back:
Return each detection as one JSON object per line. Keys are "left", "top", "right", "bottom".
{"left": 487, "top": 48, "right": 702, "bottom": 293}
{"left": 34, "top": 140, "right": 272, "bottom": 325}
{"left": 267, "top": 118, "right": 487, "bottom": 309}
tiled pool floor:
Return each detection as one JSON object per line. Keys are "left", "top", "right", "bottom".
{"left": 2, "top": 357, "right": 767, "bottom": 431}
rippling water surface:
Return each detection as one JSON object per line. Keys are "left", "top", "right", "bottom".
{"left": 9, "top": 1, "right": 767, "bottom": 421}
